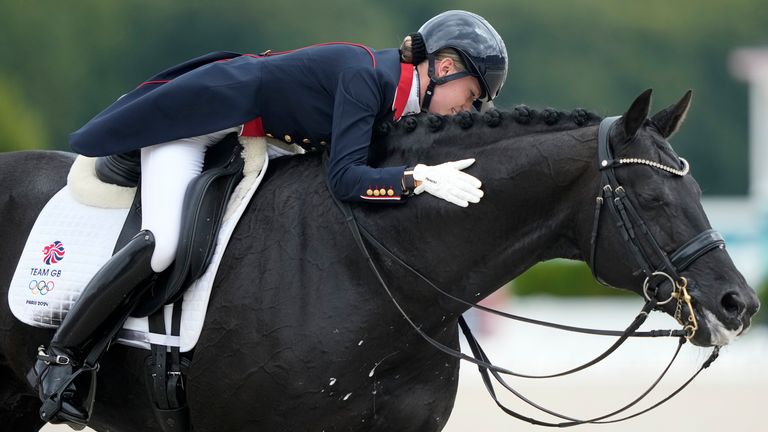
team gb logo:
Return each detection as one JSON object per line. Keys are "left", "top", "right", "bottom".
{"left": 42, "top": 240, "right": 65, "bottom": 265}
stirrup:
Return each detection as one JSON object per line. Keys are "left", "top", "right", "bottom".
{"left": 39, "top": 363, "right": 98, "bottom": 427}
{"left": 29, "top": 347, "right": 99, "bottom": 429}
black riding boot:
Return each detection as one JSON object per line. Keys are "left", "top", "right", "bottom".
{"left": 28, "top": 230, "right": 156, "bottom": 426}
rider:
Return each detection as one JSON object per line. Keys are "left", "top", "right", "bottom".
{"left": 28, "top": 10, "right": 508, "bottom": 426}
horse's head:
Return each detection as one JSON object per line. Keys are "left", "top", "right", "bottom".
{"left": 591, "top": 89, "right": 760, "bottom": 347}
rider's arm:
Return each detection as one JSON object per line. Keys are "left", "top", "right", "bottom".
{"left": 327, "top": 66, "right": 483, "bottom": 207}
{"left": 327, "top": 67, "right": 407, "bottom": 204}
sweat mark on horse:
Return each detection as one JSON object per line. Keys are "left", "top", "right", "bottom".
{"left": 0, "top": 90, "right": 759, "bottom": 431}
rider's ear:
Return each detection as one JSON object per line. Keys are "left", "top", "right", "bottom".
{"left": 650, "top": 90, "right": 692, "bottom": 139}
{"left": 437, "top": 57, "right": 454, "bottom": 76}
{"left": 622, "top": 89, "right": 652, "bottom": 140}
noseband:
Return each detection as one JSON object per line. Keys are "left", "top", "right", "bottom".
{"left": 589, "top": 116, "right": 726, "bottom": 340}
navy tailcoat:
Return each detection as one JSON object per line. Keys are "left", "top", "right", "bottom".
{"left": 70, "top": 43, "right": 408, "bottom": 203}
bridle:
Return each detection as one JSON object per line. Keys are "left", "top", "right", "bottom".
{"left": 323, "top": 115, "right": 725, "bottom": 426}
{"left": 590, "top": 116, "right": 726, "bottom": 341}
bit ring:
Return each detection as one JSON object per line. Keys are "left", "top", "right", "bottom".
{"left": 643, "top": 271, "right": 677, "bottom": 305}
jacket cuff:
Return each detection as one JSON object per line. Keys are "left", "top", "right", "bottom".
{"left": 358, "top": 167, "right": 406, "bottom": 202}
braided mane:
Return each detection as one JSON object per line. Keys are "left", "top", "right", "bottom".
{"left": 371, "top": 105, "right": 604, "bottom": 160}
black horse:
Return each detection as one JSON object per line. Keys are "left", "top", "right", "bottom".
{"left": 0, "top": 90, "right": 759, "bottom": 431}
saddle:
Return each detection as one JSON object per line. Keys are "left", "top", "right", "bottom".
{"left": 91, "top": 132, "right": 244, "bottom": 431}
{"left": 94, "top": 132, "right": 245, "bottom": 318}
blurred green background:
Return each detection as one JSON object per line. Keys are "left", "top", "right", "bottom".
{"left": 2, "top": 0, "right": 766, "bottom": 195}
{"left": 2, "top": 1, "right": 766, "bottom": 305}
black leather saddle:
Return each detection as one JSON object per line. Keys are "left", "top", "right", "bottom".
{"left": 94, "top": 133, "right": 245, "bottom": 317}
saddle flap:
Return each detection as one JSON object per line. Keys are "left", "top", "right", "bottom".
{"left": 131, "top": 133, "right": 245, "bottom": 317}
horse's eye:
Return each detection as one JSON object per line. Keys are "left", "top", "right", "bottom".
{"left": 637, "top": 191, "right": 666, "bottom": 208}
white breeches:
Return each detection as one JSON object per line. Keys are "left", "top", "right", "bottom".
{"left": 140, "top": 127, "right": 239, "bottom": 272}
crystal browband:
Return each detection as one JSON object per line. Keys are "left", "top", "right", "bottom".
{"left": 616, "top": 157, "right": 690, "bottom": 177}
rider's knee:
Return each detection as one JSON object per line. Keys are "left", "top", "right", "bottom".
{"left": 149, "top": 236, "right": 177, "bottom": 272}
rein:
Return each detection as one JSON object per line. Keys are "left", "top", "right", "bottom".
{"left": 322, "top": 115, "right": 723, "bottom": 425}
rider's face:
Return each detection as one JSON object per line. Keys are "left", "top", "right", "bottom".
{"left": 419, "top": 57, "right": 482, "bottom": 116}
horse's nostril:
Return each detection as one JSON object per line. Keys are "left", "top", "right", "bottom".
{"left": 721, "top": 291, "right": 746, "bottom": 318}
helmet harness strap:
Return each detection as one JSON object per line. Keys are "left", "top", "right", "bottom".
{"left": 420, "top": 53, "right": 472, "bottom": 112}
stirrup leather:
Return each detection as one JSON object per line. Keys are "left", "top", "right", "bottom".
{"left": 36, "top": 345, "right": 71, "bottom": 365}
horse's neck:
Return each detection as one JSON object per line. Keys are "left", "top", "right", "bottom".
{"left": 362, "top": 125, "right": 600, "bottom": 315}
{"left": 477, "top": 126, "right": 600, "bottom": 278}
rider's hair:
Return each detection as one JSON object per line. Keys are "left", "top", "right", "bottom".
{"left": 400, "top": 35, "right": 467, "bottom": 72}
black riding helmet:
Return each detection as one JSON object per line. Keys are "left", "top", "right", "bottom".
{"left": 411, "top": 10, "right": 508, "bottom": 111}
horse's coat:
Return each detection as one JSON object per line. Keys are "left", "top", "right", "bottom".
{"left": 0, "top": 92, "right": 759, "bottom": 431}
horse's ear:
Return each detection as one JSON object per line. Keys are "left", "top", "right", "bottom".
{"left": 622, "top": 89, "right": 652, "bottom": 139}
{"left": 650, "top": 90, "right": 692, "bottom": 139}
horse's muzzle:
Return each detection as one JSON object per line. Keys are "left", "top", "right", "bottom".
{"left": 691, "top": 286, "right": 760, "bottom": 347}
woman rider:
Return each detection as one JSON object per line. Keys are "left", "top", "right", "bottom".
{"left": 28, "top": 10, "right": 508, "bottom": 426}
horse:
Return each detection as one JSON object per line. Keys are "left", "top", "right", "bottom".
{"left": 0, "top": 90, "right": 759, "bottom": 431}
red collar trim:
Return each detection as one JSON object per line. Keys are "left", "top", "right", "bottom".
{"left": 393, "top": 63, "right": 414, "bottom": 121}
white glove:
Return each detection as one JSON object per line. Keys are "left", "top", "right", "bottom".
{"left": 412, "top": 159, "right": 483, "bottom": 207}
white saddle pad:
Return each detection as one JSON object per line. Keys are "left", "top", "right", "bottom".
{"left": 7, "top": 137, "right": 272, "bottom": 352}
